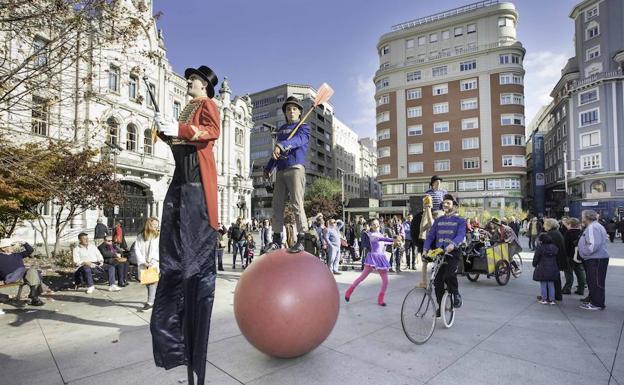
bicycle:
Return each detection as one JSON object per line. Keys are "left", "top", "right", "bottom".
{"left": 401, "top": 249, "right": 456, "bottom": 345}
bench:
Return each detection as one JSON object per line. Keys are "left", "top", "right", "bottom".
{"left": 0, "top": 281, "right": 28, "bottom": 301}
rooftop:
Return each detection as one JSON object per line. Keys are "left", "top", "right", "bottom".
{"left": 391, "top": 0, "right": 502, "bottom": 32}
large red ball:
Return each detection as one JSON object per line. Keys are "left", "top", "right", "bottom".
{"left": 233, "top": 249, "right": 340, "bottom": 358}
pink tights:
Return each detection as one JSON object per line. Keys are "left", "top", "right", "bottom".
{"left": 346, "top": 265, "right": 388, "bottom": 298}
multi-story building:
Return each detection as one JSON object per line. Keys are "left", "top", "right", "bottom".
{"left": 540, "top": 0, "right": 624, "bottom": 218}
{"left": 358, "top": 138, "right": 382, "bottom": 199}
{"left": 0, "top": 0, "right": 252, "bottom": 241}
{"left": 332, "top": 117, "right": 360, "bottom": 199}
{"left": 373, "top": 0, "right": 526, "bottom": 215}
{"left": 249, "top": 84, "right": 334, "bottom": 219}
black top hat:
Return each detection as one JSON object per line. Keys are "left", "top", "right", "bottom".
{"left": 282, "top": 96, "right": 304, "bottom": 114}
{"left": 430, "top": 175, "right": 443, "bottom": 186}
{"left": 184, "top": 66, "right": 218, "bottom": 98}
{"left": 442, "top": 193, "right": 458, "bottom": 205}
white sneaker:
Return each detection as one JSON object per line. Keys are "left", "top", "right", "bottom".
{"left": 0, "top": 309, "right": 5, "bottom": 315}
{"left": 108, "top": 285, "right": 121, "bottom": 292}
{"left": 86, "top": 286, "right": 95, "bottom": 294}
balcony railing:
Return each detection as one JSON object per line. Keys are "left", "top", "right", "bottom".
{"left": 572, "top": 69, "right": 623, "bottom": 89}
{"left": 391, "top": 0, "right": 500, "bottom": 31}
{"left": 113, "top": 150, "right": 172, "bottom": 175}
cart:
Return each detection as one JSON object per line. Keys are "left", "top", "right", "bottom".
{"left": 462, "top": 242, "right": 512, "bottom": 286}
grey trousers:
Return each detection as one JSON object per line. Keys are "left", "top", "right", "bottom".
{"left": 272, "top": 166, "right": 308, "bottom": 233}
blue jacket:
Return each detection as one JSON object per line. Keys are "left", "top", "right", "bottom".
{"left": 264, "top": 122, "right": 310, "bottom": 172}
{"left": 424, "top": 214, "right": 466, "bottom": 250}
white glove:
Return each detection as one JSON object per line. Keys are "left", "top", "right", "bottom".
{"left": 155, "top": 116, "right": 179, "bottom": 137}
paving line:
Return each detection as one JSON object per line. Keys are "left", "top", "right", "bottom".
{"left": 608, "top": 317, "right": 624, "bottom": 385}
{"left": 35, "top": 318, "right": 67, "bottom": 384}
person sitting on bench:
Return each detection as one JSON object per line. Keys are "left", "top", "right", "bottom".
{"left": 98, "top": 236, "right": 129, "bottom": 291}
{"left": 72, "top": 232, "right": 104, "bottom": 294}
{"left": 0, "top": 238, "right": 44, "bottom": 306}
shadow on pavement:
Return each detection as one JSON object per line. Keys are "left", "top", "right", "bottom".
{"left": 2, "top": 307, "right": 128, "bottom": 329}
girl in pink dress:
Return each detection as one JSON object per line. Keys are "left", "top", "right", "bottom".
{"left": 344, "top": 219, "right": 394, "bottom": 306}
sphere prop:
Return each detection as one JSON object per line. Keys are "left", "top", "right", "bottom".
{"left": 233, "top": 249, "right": 340, "bottom": 358}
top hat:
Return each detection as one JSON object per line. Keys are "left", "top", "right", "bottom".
{"left": 490, "top": 217, "right": 501, "bottom": 225}
{"left": 442, "top": 193, "right": 458, "bottom": 206}
{"left": 430, "top": 175, "right": 443, "bottom": 186}
{"left": 282, "top": 96, "right": 304, "bottom": 114}
{"left": 184, "top": 65, "right": 219, "bottom": 98}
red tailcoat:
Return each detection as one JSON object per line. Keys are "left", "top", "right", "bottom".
{"left": 174, "top": 96, "right": 221, "bottom": 230}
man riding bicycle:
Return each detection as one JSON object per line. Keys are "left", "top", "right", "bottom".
{"left": 423, "top": 194, "right": 466, "bottom": 314}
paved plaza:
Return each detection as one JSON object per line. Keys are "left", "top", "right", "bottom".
{"left": 1, "top": 238, "right": 623, "bottom": 385}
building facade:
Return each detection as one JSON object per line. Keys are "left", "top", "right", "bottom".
{"left": 332, "top": 117, "right": 361, "bottom": 199}
{"left": 358, "top": 138, "right": 382, "bottom": 200}
{"left": 0, "top": 0, "right": 252, "bottom": 242}
{"left": 249, "top": 84, "right": 335, "bottom": 220}
{"left": 373, "top": 0, "right": 526, "bottom": 215}
{"left": 541, "top": 0, "right": 624, "bottom": 218}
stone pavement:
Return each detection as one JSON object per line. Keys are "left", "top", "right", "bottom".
{"left": 1, "top": 237, "right": 623, "bottom": 385}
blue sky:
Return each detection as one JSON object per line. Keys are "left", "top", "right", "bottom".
{"left": 154, "top": 0, "right": 579, "bottom": 138}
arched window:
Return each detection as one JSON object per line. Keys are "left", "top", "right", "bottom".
{"left": 107, "top": 117, "right": 119, "bottom": 145}
{"left": 144, "top": 129, "right": 153, "bottom": 155}
{"left": 126, "top": 124, "right": 137, "bottom": 151}
{"left": 590, "top": 180, "right": 606, "bottom": 193}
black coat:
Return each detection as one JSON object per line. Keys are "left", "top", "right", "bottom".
{"left": 547, "top": 229, "right": 569, "bottom": 271}
{"left": 564, "top": 228, "right": 582, "bottom": 261}
{"left": 532, "top": 244, "right": 560, "bottom": 282}
{"left": 94, "top": 223, "right": 109, "bottom": 239}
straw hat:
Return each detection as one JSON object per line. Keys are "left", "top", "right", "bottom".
{"left": 0, "top": 238, "right": 14, "bottom": 249}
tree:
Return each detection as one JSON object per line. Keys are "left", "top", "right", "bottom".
{"left": 304, "top": 177, "right": 342, "bottom": 219}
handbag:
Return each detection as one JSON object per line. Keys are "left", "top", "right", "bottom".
{"left": 139, "top": 266, "right": 159, "bottom": 285}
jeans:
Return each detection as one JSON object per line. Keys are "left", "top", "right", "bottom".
{"left": 232, "top": 241, "right": 245, "bottom": 267}
{"left": 216, "top": 249, "right": 224, "bottom": 269}
{"left": 146, "top": 283, "right": 157, "bottom": 305}
{"left": 74, "top": 266, "right": 95, "bottom": 287}
{"left": 404, "top": 239, "right": 415, "bottom": 267}
{"left": 529, "top": 235, "right": 538, "bottom": 250}
{"left": 327, "top": 244, "right": 340, "bottom": 272}
{"left": 540, "top": 281, "right": 555, "bottom": 301}
{"left": 104, "top": 262, "right": 128, "bottom": 285}
{"left": 563, "top": 262, "right": 586, "bottom": 292}
{"left": 584, "top": 258, "right": 609, "bottom": 308}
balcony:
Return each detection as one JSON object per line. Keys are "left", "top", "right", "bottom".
{"left": 572, "top": 69, "right": 623, "bottom": 90}
{"left": 391, "top": 0, "right": 500, "bottom": 32}
{"left": 113, "top": 150, "right": 172, "bottom": 177}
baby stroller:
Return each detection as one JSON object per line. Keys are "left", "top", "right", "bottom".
{"left": 339, "top": 238, "right": 360, "bottom": 270}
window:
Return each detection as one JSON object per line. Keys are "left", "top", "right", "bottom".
{"left": 586, "top": 22, "right": 600, "bottom": 40}
{"left": 585, "top": 5, "right": 598, "bottom": 20}
{"left": 434, "top": 160, "right": 450, "bottom": 171}
{"left": 462, "top": 137, "right": 479, "bottom": 150}
{"left": 501, "top": 134, "right": 524, "bottom": 146}
{"left": 408, "top": 162, "right": 424, "bottom": 173}
{"left": 502, "top": 155, "right": 526, "bottom": 167}
{"left": 501, "top": 113, "right": 524, "bottom": 126}
{"left": 407, "top": 71, "right": 421, "bottom": 82}
{"left": 417, "top": 36, "right": 426, "bottom": 46}
{"left": 109, "top": 65, "right": 120, "bottom": 92}
{"left": 380, "top": 45, "right": 390, "bottom": 55}
{"left": 441, "top": 48, "right": 451, "bottom": 57}
{"left": 616, "top": 179, "right": 624, "bottom": 192}
{"left": 378, "top": 147, "right": 390, "bottom": 158}
{"left": 31, "top": 96, "right": 48, "bottom": 136}
{"left": 499, "top": 54, "right": 522, "bottom": 65}
{"left": 126, "top": 124, "right": 137, "bottom": 151}
{"left": 406, "top": 39, "right": 415, "bottom": 49}
{"left": 580, "top": 130, "right": 600, "bottom": 148}
{"left": 487, "top": 178, "right": 521, "bottom": 190}
{"left": 432, "top": 83, "right": 448, "bottom": 95}
{"left": 454, "top": 27, "right": 463, "bottom": 36}
{"left": 579, "top": 88, "right": 599, "bottom": 105}
{"left": 406, "top": 88, "right": 422, "bottom": 100}
{"left": 129, "top": 76, "right": 138, "bottom": 100}
{"left": 461, "top": 98, "right": 478, "bottom": 110}
{"left": 173, "top": 101, "right": 181, "bottom": 119}
{"left": 407, "top": 106, "right": 422, "bottom": 118}
{"left": 377, "top": 94, "right": 390, "bottom": 106}
{"left": 377, "top": 129, "right": 390, "bottom": 140}
{"left": 498, "top": 17, "right": 514, "bottom": 27}
{"left": 432, "top": 66, "right": 448, "bottom": 77}
{"left": 580, "top": 108, "right": 599, "bottom": 126}
{"left": 467, "top": 23, "right": 477, "bottom": 34}
{"left": 429, "top": 50, "right": 439, "bottom": 60}
{"left": 408, "top": 125, "right": 423, "bottom": 136}
{"left": 586, "top": 45, "right": 601, "bottom": 61}
{"left": 461, "top": 78, "right": 477, "bottom": 91}
{"left": 378, "top": 164, "right": 391, "bottom": 175}
{"left": 375, "top": 78, "right": 389, "bottom": 90}
{"left": 458, "top": 179, "right": 484, "bottom": 191}
{"left": 143, "top": 129, "right": 153, "bottom": 155}
{"left": 455, "top": 45, "right": 464, "bottom": 54}
{"left": 581, "top": 153, "right": 601, "bottom": 170}
{"left": 433, "top": 121, "right": 449, "bottom": 133}
{"left": 500, "top": 93, "right": 524, "bottom": 105}
{"left": 33, "top": 36, "right": 48, "bottom": 67}
{"left": 376, "top": 111, "right": 390, "bottom": 123}
{"left": 442, "top": 30, "right": 450, "bottom": 40}
{"left": 429, "top": 33, "right": 438, "bottom": 43}
{"left": 462, "top": 158, "right": 480, "bottom": 170}
{"left": 462, "top": 117, "right": 479, "bottom": 130}
{"left": 107, "top": 117, "right": 119, "bottom": 145}
{"left": 434, "top": 140, "right": 450, "bottom": 152}
{"left": 408, "top": 143, "right": 423, "bottom": 154}
{"left": 433, "top": 102, "right": 449, "bottom": 114}
{"left": 511, "top": 54, "right": 521, "bottom": 64}
{"left": 499, "top": 73, "right": 523, "bottom": 85}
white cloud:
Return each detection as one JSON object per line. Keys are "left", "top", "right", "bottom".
{"left": 345, "top": 73, "right": 377, "bottom": 139}
{"left": 523, "top": 50, "right": 569, "bottom": 125}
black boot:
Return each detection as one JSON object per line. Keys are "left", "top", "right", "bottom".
{"left": 288, "top": 234, "right": 305, "bottom": 253}
{"left": 265, "top": 233, "right": 283, "bottom": 253}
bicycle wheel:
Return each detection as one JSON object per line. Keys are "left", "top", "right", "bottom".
{"left": 401, "top": 287, "right": 437, "bottom": 344}
{"left": 511, "top": 253, "right": 523, "bottom": 278}
{"left": 466, "top": 272, "right": 480, "bottom": 282}
{"left": 441, "top": 292, "right": 455, "bottom": 328}
{"left": 495, "top": 260, "right": 511, "bottom": 286}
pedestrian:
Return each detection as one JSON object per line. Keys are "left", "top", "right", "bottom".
{"left": 259, "top": 219, "right": 271, "bottom": 253}
{"left": 528, "top": 217, "right": 541, "bottom": 250}
{"left": 403, "top": 214, "right": 415, "bottom": 270}
{"left": 414, "top": 196, "right": 435, "bottom": 288}
{"left": 606, "top": 219, "right": 617, "bottom": 243}
{"left": 425, "top": 175, "right": 448, "bottom": 211}
{"left": 134, "top": 217, "right": 160, "bottom": 311}
{"left": 216, "top": 228, "right": 226, "bottom": 271}
{"left": 0, "top": 238, "right": 44, "bottom": 306}
{"left": 112, "top": 221, "right": 127, "bottom": 250}
{"left": 618, "top": 218, "right": 624, "bottom": 242}
{"left": 532, "top": 233, "right": 560, "bottom": 305}
{"left": 72, "top": 232, "right": 104, "bottom": 294}
{"left": 325, "top": 219, "right": 343, "bottom": 274}
{"left": 230, "top": 218, "right": 246, "bottom": 269}
{"left": 391, "top": 235, "right": 404, "bottom": 273}
{"left": 359, "top": 223, "right": 370, "bottom": 270}
{"left": 578, "top": 210, "right": 609, "bottom": 310}
{"left": 94, "top": 218, "right": 109, "bottom": 246}
{"left": 97, "top": 236, "right": 129, "bottom": 291}
{"left": 243, "top": 233, "right": 255, "bottom": 268}
{"left": 303, "top": 225, "right": 320, "bottom": 257}
{"left": 344, "top": 219, "right": 393, "bottom": 306}
{"left": 563, "top": 217, "right": 586, "bottom": 295}
{"left": 544, "top": 218, "right": 567, "bottom": 301}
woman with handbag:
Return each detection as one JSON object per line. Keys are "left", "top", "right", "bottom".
{"left": 135, "top": 217, "right": 160, "bottom": 311}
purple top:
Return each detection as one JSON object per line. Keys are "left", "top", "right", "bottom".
{"left": 368, "top": 231, "right": 393, "bottom": 254}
